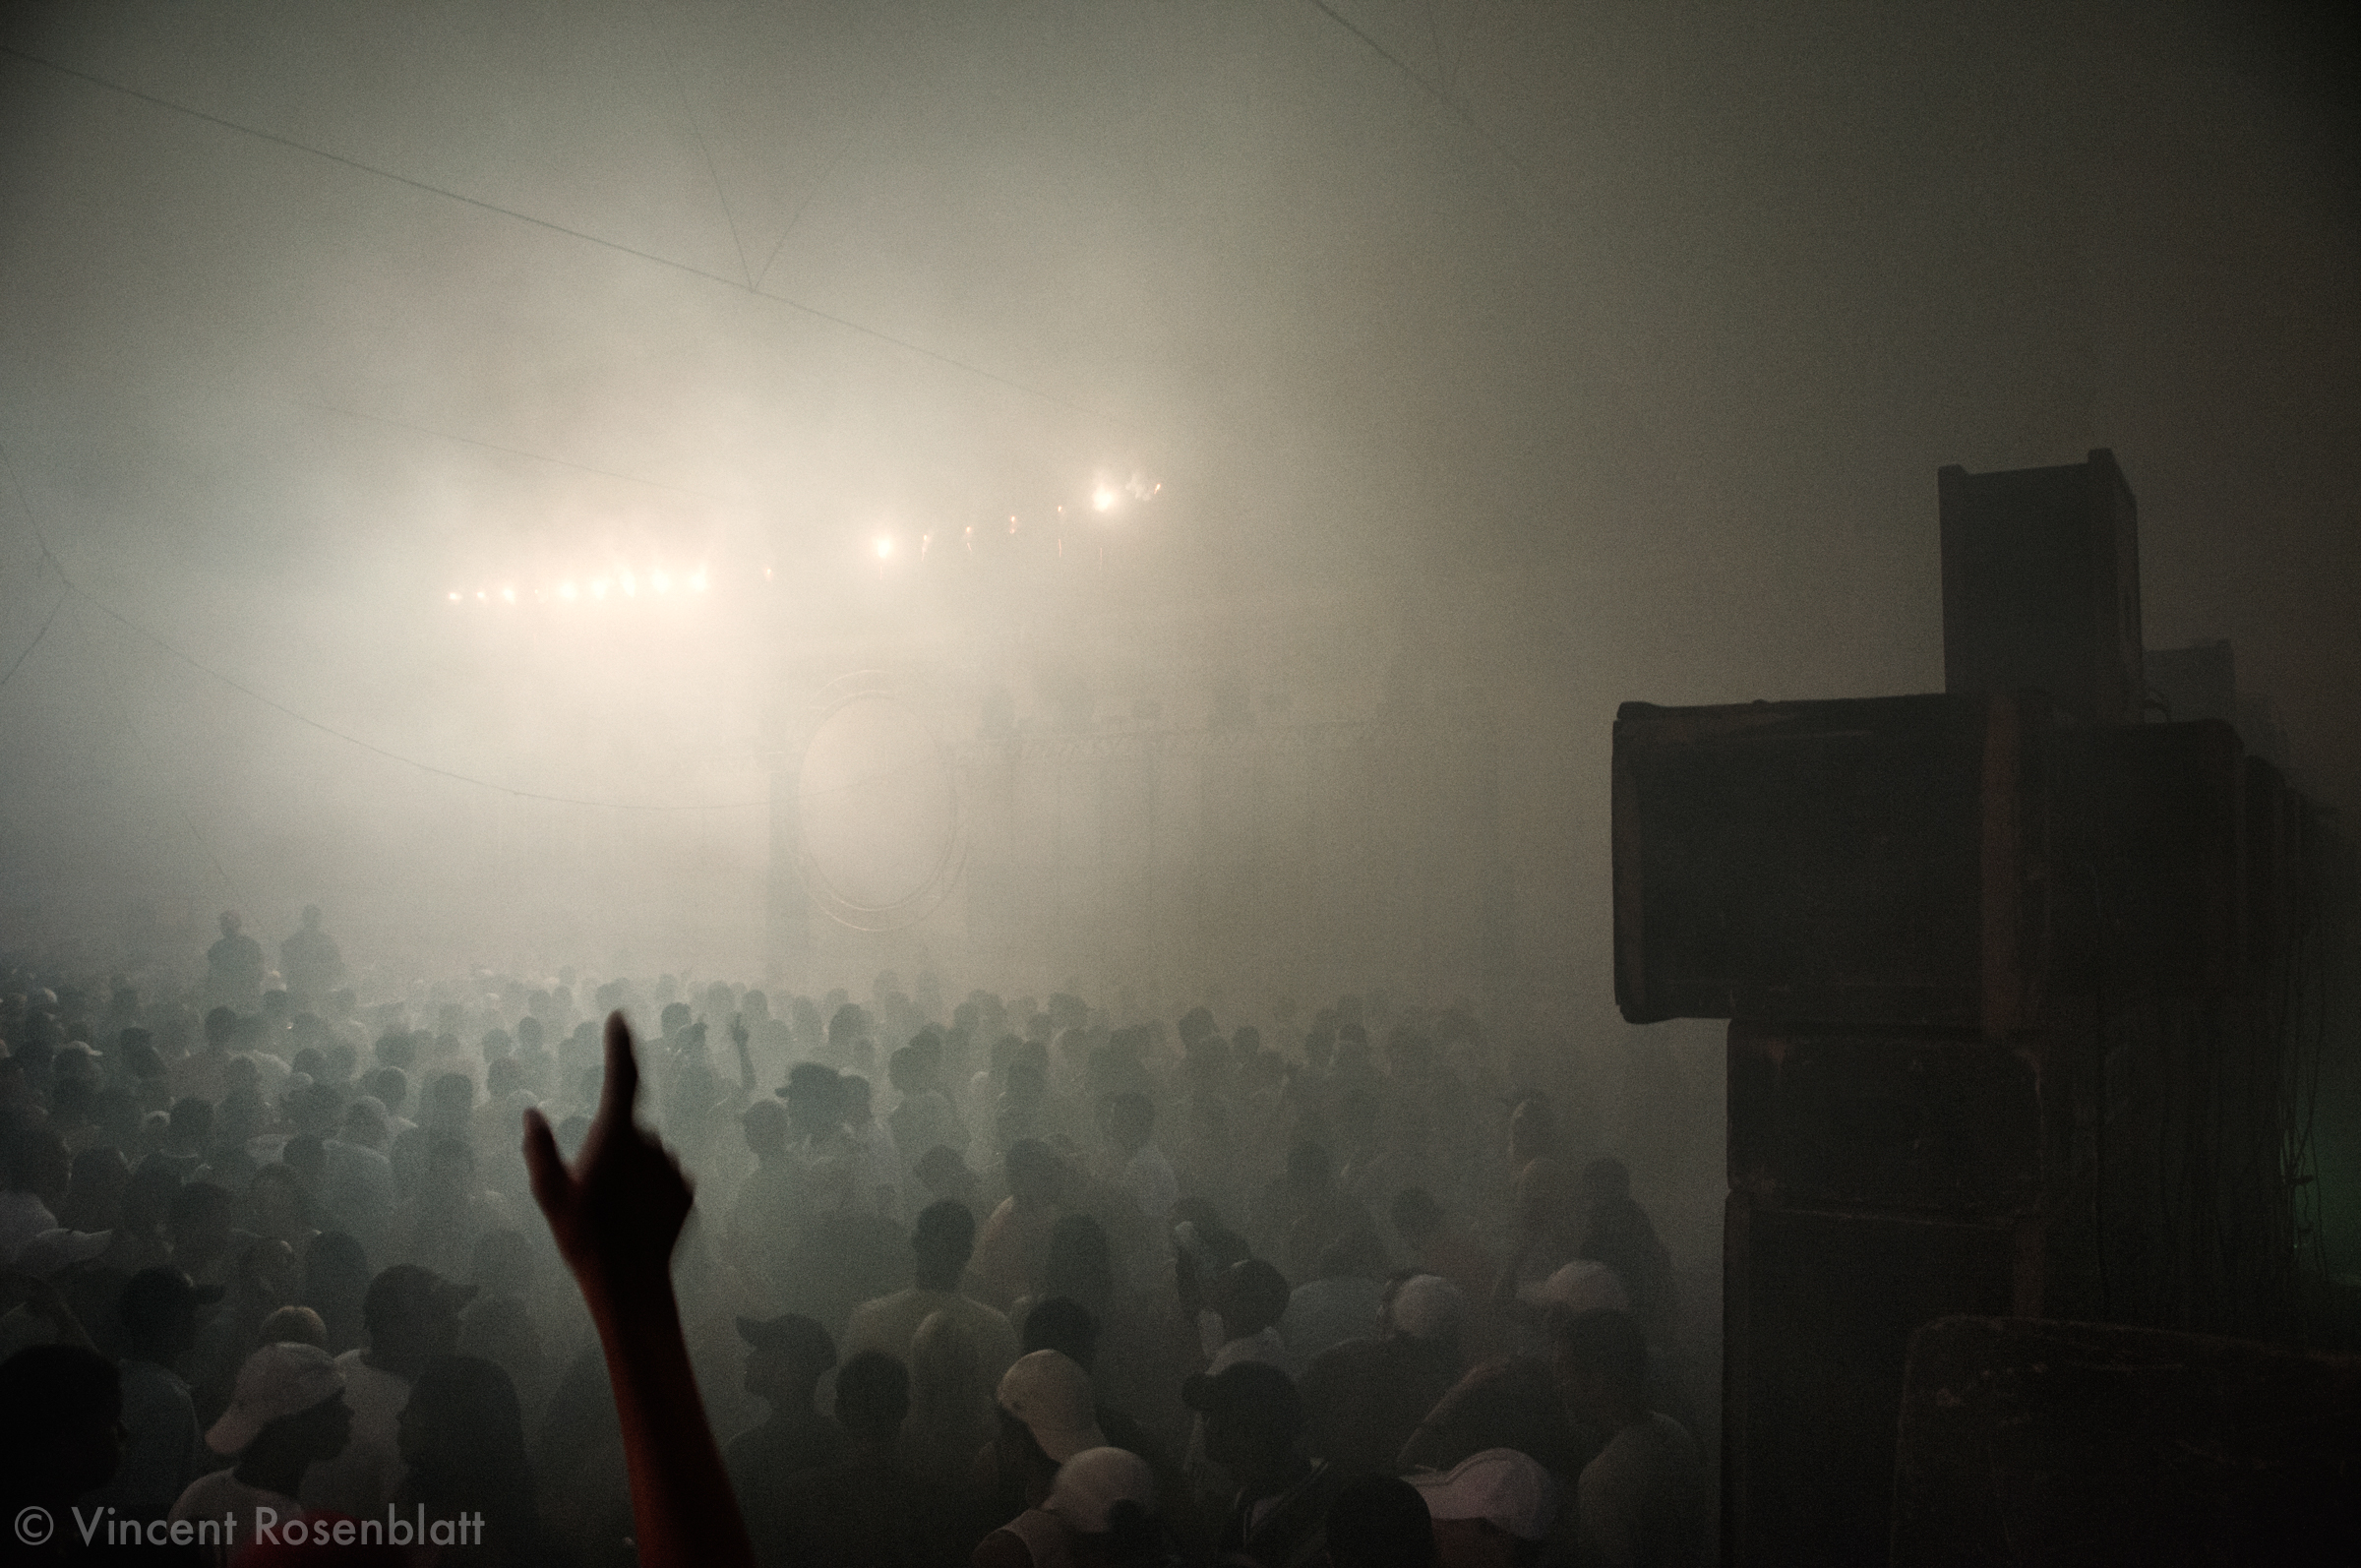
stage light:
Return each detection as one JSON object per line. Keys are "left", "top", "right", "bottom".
{"left": 591, "top": 579, "right": 609, "bottom": 600}
{"left": 621, "top": 570, "right": 636, "bottom": 597}
{"left": 652, "top": 571, "right": 671, "bottom": 593}
{"left": 476, "top": 591, "right": 487, "bottom": 603}
{"left": 691, "top": 569, "right": 708, "bottom": 592}
{"left": 502, "top": 587, "right": 516, "bottom": 604}
{"left": 448, "top": 591, "right": 460, "bottom": 603}
{"left": 1093, "top": 487, "right": 1117, "bottom": 513}
{"left": 876, "top": 537, "right": 893, "bottom": 560}
{"left": 559, "top": 581, "right": 577, "bottom": 601}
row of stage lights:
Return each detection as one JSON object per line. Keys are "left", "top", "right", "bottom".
{"left": 871, "top": 476, "right": 1163, "bottom": 565}
{"left": 443, "top": 475, "right": 1162, "bottom": 607}
{"left": 447, "top": 566, "right": 710, "bottom": 607}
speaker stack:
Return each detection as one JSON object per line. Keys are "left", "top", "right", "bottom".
{"left": 1610, "top": 452, "right": 2329, "bottom": 1565}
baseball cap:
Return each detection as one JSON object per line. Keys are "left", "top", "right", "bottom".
{"left": 1044, "top": 1446, "right": 1157, "bottom": 1534}
{"left": 1536, "top": 1260, "right": 1629, "bottom": 1313}
{"left": 14, "top": 1228, "right": 110, "bottom": 1280}
{"left": 1386, "top": 1274, "right": 1466, "bottom": 1342}
{"left": 735, "top": 1313, "right": 837, "bottom": 1369}
{"left": 206, "top": 1342, "right": 344, "bottom": 1454}
{"left": 998, "top": 1350, "right": 1106, "bottom": 1462}
{"left": 1409, "top": 1448, "right": 1560, "bottom": 1541}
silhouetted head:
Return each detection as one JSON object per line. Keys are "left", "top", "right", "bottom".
{"left": 1214, "top": 1258, "right": 1293, "bottom": 1341}
{"left": 1325, "top": 1475, "right": 1439, "bottom": 1567}
{"left": 736, "top": 1312, "right": 837, "bottom": 1408}
{"left": 1549, "top": 1305, "right": 1648, "bottom": 1429}
{"left": 834, "top": 1349, "right": 910, "bottom": 1440}
{"left": 1185, "top": 1359, "right": 1302, "bottom": 1476}
{"left": 1021, "top": 1296, "right": 1102, "bottom": 1369}
{"left": 912, "top": 1198, "right": 977, "bottom": 1289}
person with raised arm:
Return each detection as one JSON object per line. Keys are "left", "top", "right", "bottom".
{"left": 520, "top": 1012, "right": 757, "bottom": 1568}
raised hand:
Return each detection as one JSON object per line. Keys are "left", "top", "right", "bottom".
{"left": 523, "top": 1011, "right": 695, "bottom": 1295}
{"left": 521, "top": 1011, "right": 753, "bottom": 1568}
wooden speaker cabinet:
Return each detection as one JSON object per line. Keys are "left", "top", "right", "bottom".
{"left": 1613, "top": 693, "right": 2053, "bottom": 1032}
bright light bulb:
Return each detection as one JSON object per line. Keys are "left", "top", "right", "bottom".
{"left": 448, "top": 591, "right": 460, "bottom": 603}
{"left": 476, "top": 591, "right": 487, "bottom": 602}
{"left": 1093, "top": 487, "right": 1117, "bottom": 512}
{"left": 502, "top": 587, "right": 516, "bottom": 604}
{"left": 559, "top": 582, "right": 577, "bottom": 601}
{"left": 876, "top": 538, "right": 893, "bottom": 560}
{"left": 690, "top": 569, "right": 707, "bottom": 592}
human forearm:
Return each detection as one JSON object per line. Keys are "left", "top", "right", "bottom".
{"left": 587, "top": 1280, "right": 752, "bottom": 1568}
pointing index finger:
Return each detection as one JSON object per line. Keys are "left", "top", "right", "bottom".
{"left": 599, "top": 1009, "right": 640, "bottom": 1126}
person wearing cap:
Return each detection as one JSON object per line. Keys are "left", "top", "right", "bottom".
{"left": 1408, "top": 1448, "right": 1560, "bottom": 1568}
{"left": 1187, "top": 1359, "right": 1345, "bottom": 1568}
{"left": 997, "top": 1347, "right": 1109, "bottom": 1478}
{"left": 1298, "top": 1272, "right": 1468, "bottom": 1479}
{"left": 90, "top": 1266, "right": 222, "bottom": 1514}
{"left": 726, "top": 1311, "right": 850, "bottom": 1559}
{"left": 976, "top": 1348, "right": 1114, "bottom": 1563}
{"left": 1550, "top": 1308, "right": 1703, "bottom": 1568}
{"left": 993, "top": 1298, "right": 1204, "bottom": 1561}
{"left": 169, "top": 1341, "right": 353, "bottom": 1560}
{"left": 297, "top": 1261, "right": 472, "bottom": 1520}
{"left": 984, "top": 1444, "right": 1164, "bottom": 1568}
{"left": 844, "top": 1198, "right": 1021, "bottom": 1384}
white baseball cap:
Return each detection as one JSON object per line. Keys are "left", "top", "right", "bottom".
{"left": 1386, "top": 1274, "right": 1466, "bottom": 1341}
{"left": 1044, "top": 1446, "right": 1157, "bottom": 1534}
{"left": 1409, "top": 1447, "right": 1561, "bottom": 1541}
{"left": 998, "top": 1350, "right": 1107, "bottom": 1463}
{"left": 206, "top": 1342, "right": 344, "bottom": 1454}
{"left": 1538, "top": 1260, "right": 1630, "bottom": 1313}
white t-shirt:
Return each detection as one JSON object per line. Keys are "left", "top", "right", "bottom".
{"left": 297, "top": 1352, "right": 410, "bottom": 1518}
{"left": 1576, "top": 1413, "right": 1706, "bottom": 1568}
{"left": 1121, "top": 1144, "right": 1180, "bottom": 1227}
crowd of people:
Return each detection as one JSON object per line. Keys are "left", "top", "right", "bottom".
{"left": 0, "top": 908, "right": 1708, "bottom": 1566}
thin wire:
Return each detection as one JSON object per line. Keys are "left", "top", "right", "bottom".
{"left": 7, "top": 442, "right": 964, "bottom": 814}
{"left": 0, "top": 44, "right": 1131, "bottom": 431}
{"left": 71, "top": 583, "right": 773, "bottom": 811}
{"left": 754, "top": 113, "right": 871, "bottom": 296}
{"left": 296, "top": 399, "right": 740, "bottom": 505}
{"left": 0, "top": 436, "right": 757, "bottom": 811}
{"left": 638, "top": 0, "right": 754, "bottom": 287}
{"left": 0, "top": 585, "right": 67, "bottom": 693}
{"left": 1302, "top": 0, "right": 1544, "bottom": 193}
{"left": 69, "top": 591, "right": 245, "bottom": 906}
